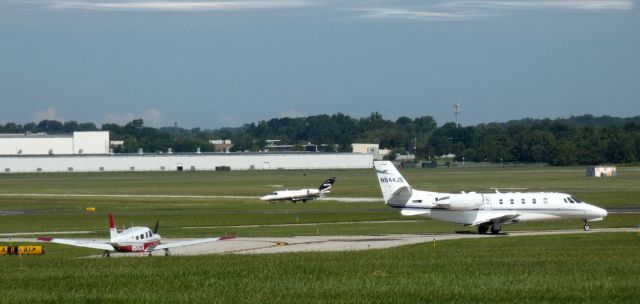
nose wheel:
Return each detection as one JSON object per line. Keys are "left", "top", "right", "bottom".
{"left": 583, "top": 220, "right": 590, "bottom": 231}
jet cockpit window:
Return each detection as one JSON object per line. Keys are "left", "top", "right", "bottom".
{"left": 567, "top": 197, "right": 576, "bottom": 204}
{"left": 570, "top": 196, "right": 582, "bottom": 203}
{"left": 564, "top": 198, "right": 569, "bottom": 203}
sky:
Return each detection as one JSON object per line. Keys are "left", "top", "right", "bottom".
{"left": 0, "top": 0, "right": 638, "bottom": 128}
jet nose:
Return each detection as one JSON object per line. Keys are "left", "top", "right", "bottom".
{"left": 597, "top": 207, "right": 608, "bottom": 218}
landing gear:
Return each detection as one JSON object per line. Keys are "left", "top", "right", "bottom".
{"left": 148, "top": 251, "right": 153, "bottom": 257}
{"left": 478, "top": 225, "right": 489, "bottom": 234}
{"left": 164, "top": 248, "right": 171, "bottom": 256}
{"left": 584, "top": 220, "right": 590, "bottom": 231}
{"left": 102, "top": 251, "right": 111, "bottom": 258}
{"left": 490, "top": 223, "right": 502, "bottom": 234}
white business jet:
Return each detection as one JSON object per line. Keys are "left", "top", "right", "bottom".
{"left": 38, "top": 213, "right": 233, "bottom": 257}
{"left": 261, "top": 177, "right": 336, "bottom": 203}
{"left": 374, "top": 161, "right": 607, "bottom": 234}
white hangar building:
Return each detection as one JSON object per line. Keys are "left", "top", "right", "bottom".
{"left": 0, "top": 131, "right": 373, "bottom": 173}
{"left": 0, "top": 153, "right": 373, "bottom": 173}
{"left": 0, "top": 131, "right": 109, "bottom": 155}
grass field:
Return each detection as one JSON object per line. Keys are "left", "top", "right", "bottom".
{"left": 1, "top": 166, "right": 639, "bottom": 303}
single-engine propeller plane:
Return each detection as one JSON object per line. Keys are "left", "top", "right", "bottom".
{"left": 374, "top": 161, "right": 607, "bottom": 234}
{"left": 38, "top": 213, "right": 233, "bottom": 257}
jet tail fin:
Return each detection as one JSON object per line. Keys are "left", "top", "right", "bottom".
{"left": 108, "top": 213, "right": 118, "bottom": 242}
{"left": 318, "top": 177, "right": 336, "bottom": 193}
{"left": 374, "top": 161, "right": 412, "bottom": 205}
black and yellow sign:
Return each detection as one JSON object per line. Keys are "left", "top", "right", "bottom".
{"left": 0, "top": 245, "right": 44, "bottom": 255}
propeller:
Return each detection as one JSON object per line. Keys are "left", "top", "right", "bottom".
{"left": 153, "top": 220, "right": 160, "bottom": 234}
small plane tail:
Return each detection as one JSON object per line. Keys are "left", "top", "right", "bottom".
{"left": 374, "top": 161, "right": 412, "bottom": 205}
{"left": 319, "top": 177, "right": 336, "bottom": 193}
{"left": 108, "top": 213, "right": 118, "bottom": 242}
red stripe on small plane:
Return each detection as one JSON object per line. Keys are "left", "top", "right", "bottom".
{"left": 37, "top": 237, "right": 52, "bottom": 242}
{"left": 219, "top": 236, "right": 235, "bottom": 241}
{"left": 108, "top": 212, "right": 115, "bottom": 229}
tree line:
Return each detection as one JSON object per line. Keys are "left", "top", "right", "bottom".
{"left": 1, "top": 114, "right": 639, "bottom": 165}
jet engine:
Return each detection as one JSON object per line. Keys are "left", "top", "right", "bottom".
{"left": 436, "top": 193, "right": 483, "bottom": 210}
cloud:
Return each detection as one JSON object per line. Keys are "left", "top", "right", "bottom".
{"left": 444, "top": 0, "right": 633, "bottom": 11}
{"left": 45, "top": 0, "right": 318, "bottom": 11}
{"left": 353, "top": 0, "right": 632, "bottom": 22}
{"left": 104, "top": 108, "right": 163, "bottom": 126}
{"left": 34, "top": 108, "right": 66, "bottom": 122}
{"left": 356, "top": 8, "right": 486, "bottom": 22}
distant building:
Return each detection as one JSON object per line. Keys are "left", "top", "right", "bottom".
{"left": 351, "top": 143, "right": 389, "bottom": 160}
{"left": 264, "top": 139, "right": 318, "bottom": 152}
{"left": 586, "top": 166, "right": 617, "bottom": 177}
{"left": 209, "top": 139, "right": 234, "bottom": 152}
{"left": 0, "top": 131, "right": 109, "bottom": 155}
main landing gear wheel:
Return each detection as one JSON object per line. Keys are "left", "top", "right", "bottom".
{"left": 584, "top": 220, "right": 590, "bottom": 231}
{"left": 478, "top": 225, "right": 489, "bottom": 234}
{"left": 102, "top": 251, "right": 111, "bottom": 258}
{"left": 164, "top": 248, "right": 171, "bottom": 256}
{"left": 490, "top": 223, "right": 502, "bottom": 234}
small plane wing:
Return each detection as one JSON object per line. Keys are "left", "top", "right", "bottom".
{"left": 469, "top": 213, "right": 521, "bottom": 226}
{"left": 37, "top": 237, "right": 116, "bottom": 251}
{"left": 154, "top": 236, "right": 235, "bottom": 250}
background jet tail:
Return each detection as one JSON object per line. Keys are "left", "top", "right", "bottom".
{"left": 108, "top": 213, "right": 118, "bottom": 242}
{"left": 318, "top": 177, "right": 336, "bottom": 193}
{"left": 374, "top": 161, "right": 412, "bottom": 205}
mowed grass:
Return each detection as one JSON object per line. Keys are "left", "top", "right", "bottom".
{"left": 2, "top": 233, "right": 639, "bottom": 303}
{"left": 1, "top": 167, "right": 639, "bottom": 303}
{"left": 0, "top": 166, "right": 639, "bottom": 236}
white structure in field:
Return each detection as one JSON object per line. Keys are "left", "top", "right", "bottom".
{"left": 0, "top": 131, "right": 109, "bottom": 155}
{"left": 586, "top": 166, "right": 617, "bottom": 177}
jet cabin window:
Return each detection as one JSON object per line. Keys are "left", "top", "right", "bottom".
{"left": 510, "top": 199, "right": 514, "bottom": 205}
{"left": 521, "top": 198, "right": 525, "bottom": 204}
{"left": 544, "top": 198, "right": 548, "bottom": 204}
{"left": 532, "top": 199, "right": 537, "bottom": 204}
{"left": 499, "top": 199, "right": 503, "bottom": 205}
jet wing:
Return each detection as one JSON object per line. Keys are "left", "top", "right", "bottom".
{"left": 469, "top": 213, "right": 521, "bottom": 226}
{"left": 400, "top": 208, "right": 430, "bottom": 216}
{"left": 37, "top": 237, "right": 116, "bottom": 251}
{"left": 154, "top": 236, "right": 235, "bottom": 250}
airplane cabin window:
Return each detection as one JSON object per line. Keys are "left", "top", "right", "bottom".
{"left": 510, "top": 199, "right": 514, "bottom": 204}
{"left": 136, "top": 236, "right": 139, "bottom": 240}
{"left": 521, "top": 198, "right": 525, "bottom": 204}
{"left": 544, "top": 198, "right": 548, "bottom": 204}
{"left": 532, "top": 199, "right": 537, "bottom": 204}
{"left": 140, "top": 234, "right": 144, "bottom": 239}
{"left": 499, "top": 199, "right": 503, "bottom": 205}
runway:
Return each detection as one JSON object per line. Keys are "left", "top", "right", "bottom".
{"left": 2, "top": 228, "right": 636, "bottom": 257}
{"left": 0, "top": 193, "right": 383, "bottom": 202}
